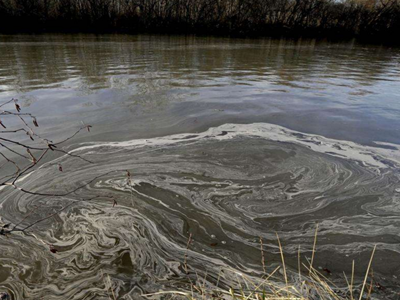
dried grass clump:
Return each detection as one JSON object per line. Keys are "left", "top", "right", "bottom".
{"left": 143, "top": 227, "right": 377, "bottom": 300}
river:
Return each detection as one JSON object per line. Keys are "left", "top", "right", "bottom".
{"left": 0, "top": 34, "right": 399, "bottom": 299}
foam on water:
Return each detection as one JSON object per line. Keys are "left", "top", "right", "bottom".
{"left": 1, "top": 123, "right": 399, "bottom": 299}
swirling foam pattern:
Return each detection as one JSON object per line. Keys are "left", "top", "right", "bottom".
{"left": 1, "top": 123, "right": 400, "bottom": 299}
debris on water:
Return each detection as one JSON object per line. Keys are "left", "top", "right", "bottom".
{"left": 210, "top": 234, "right": 216, "bottom": 239}
{"left": 221, "top": 241, "right": 226, "bottom": 245}
{"left": 0, "top": 292, "right": 10, "bottom": 299}
{"left": 375, "top": 282, "right": 385, "bottom": 291}
{"left": 210, "top": 242, "right": 218, "bottom": 247}
{"left": 395, "top": 188, "right": 400, "bottom": 193}
{"left": 0, "top": 228, "right": 10, "bottom": 236}
{"left": 323, "top": 268, "right": 332, "bottom": 275}
{"left": 49, "top": 245, "right": 58, "bottom": 253}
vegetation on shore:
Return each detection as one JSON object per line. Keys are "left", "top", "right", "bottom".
{"left": 136, "top": 230, "right": 382, "bottom": 300}
{"left": 0, "top": 0, "right": 399, "bottom": 43}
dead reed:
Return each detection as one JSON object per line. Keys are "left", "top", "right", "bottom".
{"left": 144, "top": 225, "right": 377, "bottom": 300}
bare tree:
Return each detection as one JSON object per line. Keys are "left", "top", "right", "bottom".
{"left": 1, "top": 0, "right": 399, "bottom": 40}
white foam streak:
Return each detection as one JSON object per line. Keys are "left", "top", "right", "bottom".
{"left": 76, "top": 123, "right": 400, "bottom": 169}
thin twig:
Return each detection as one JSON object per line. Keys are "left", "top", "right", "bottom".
{"left": 184, "top": 232, "right": 193, "bottom": 274}
{"left": 275, "top": 232, "right": 288, "bottom": 296}
{"left": 259, "top": 236, "right": 267, "bottom": 275}
{"left": 310, "top": 223, "right": 319, "bottom": 275}
{"left": 358, "top": 245, "right": 376, "bottom": 300}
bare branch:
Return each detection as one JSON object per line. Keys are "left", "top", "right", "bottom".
{"left": 0, "top": 97, "right": 117, "bottom": 238}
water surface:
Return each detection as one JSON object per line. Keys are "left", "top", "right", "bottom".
{"left": 0, "top": 34, "right": 400, "bottom": 299}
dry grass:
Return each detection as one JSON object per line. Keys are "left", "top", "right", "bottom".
{"left": 101, "top": 270, "right": 117, "bottom": 300}
{"left": 143, "top": 226, "right": 377, "bottom": 300}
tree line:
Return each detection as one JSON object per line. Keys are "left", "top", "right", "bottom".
{"left": 0, "top": 0, "right": 399, "bottom": 42}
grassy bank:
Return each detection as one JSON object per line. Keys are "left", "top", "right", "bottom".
{"left": 134, "top": 231, "right": 381, "bottom": 300}
{"left": 0, "top": 0, "right": 399, "bottom": 43}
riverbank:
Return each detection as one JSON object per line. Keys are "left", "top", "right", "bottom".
{"left": 0, "top": 0, "right": 399, "bottom": 44}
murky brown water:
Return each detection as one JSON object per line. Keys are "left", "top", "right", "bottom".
{"left": 0, "top": 34, "right": 400, "bottom": 299}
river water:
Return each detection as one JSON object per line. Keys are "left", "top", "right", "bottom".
{"left": 0, "top": 34, "right": 400, "bottom": 299}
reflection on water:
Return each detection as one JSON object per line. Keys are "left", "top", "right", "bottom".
{"left": 0, "top": 35, "right": 400, "bottom": 299}
{"left": 0, "top": 34, "right": 399, "bottom": 144}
